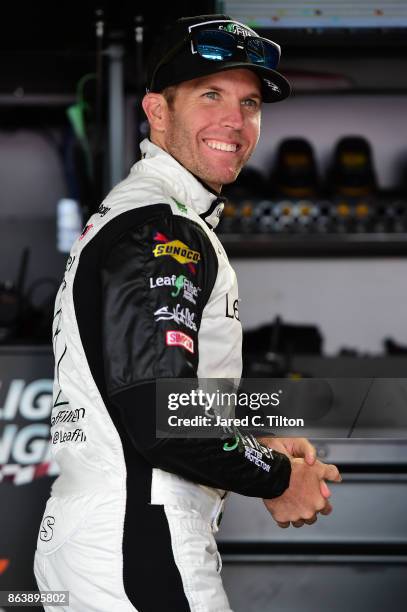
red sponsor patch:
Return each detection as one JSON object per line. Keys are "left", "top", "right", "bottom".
{"left": 166, "top": 330, "right": 194, "bottom": 354}
{"left": 154, "top": 231, "right": 169, "bottom": 243}
{"left": 79, "top": 224, "right": 94, "bottom": 240}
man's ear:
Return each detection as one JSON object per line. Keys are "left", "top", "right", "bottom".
{"left": 142, "top": 93, "right": 168, "bottom": 133}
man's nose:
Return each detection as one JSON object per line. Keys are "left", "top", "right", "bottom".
{"left": 221, "top": 102, "right": 245, "bottom": 130}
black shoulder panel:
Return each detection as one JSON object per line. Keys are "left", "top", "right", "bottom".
{"left": 101, "top": 210, "right": 218, "bottom": 393}
{"left": 73, "top": 203, "right": 218, "bottom": 396}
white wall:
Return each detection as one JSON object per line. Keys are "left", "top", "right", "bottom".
{"left": 234, "top": 258, "right": 407, "bottom": 355}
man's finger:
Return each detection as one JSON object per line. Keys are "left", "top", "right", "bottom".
{"left": 277, "top": 521, "right": 291, "bottom": 529}
{"left": 319, "top": 501, "right": 333, "bottom": 516}
{"left": 292, "top": 520, "right": 305, "bottom": 528}
{"left": 303, "top": 515, "right": 318, "bottom": 526}
{"left": 291, "top": 438, "right": 316, "bottom": 465}
{"left": 321, "top": 463, "right": 342, "bottom": 483}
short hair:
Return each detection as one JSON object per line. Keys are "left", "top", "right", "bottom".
{"left": 161, "top": 84, "right": 179, "bottom": 109}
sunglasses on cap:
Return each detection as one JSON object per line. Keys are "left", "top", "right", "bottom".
{"left": 148, "top": 19, "right": 282, "bottom": 92}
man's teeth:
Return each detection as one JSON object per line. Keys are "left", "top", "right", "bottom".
{"left": 205, "top": 140, "right": 238, "bottom": 152}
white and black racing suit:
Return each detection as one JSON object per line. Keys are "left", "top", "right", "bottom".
{"left": 34, "top": 139, "right": 291, "bottom": 612}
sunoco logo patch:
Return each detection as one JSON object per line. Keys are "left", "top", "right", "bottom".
{"left": 153, "top": 232, "right": 200, "bottom": 274}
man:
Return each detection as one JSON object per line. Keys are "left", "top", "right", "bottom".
{"left": 35, "top": 14, "right": 341, "bottom": 612}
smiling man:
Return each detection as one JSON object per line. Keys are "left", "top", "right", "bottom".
{"left": 35, "top": 14, "right": 341, "bottom": 612}
{"left": 147, "top": 69, "right": 262, "bottom": 191}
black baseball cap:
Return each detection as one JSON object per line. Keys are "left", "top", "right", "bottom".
{"left": 146, "top": 14, "right": 291, "bottom": 103}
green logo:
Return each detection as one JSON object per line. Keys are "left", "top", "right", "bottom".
{"left": 171, "top": 274, "right": 186, "bottom": 297}
{"left": 172, "top": 198, "right": 188, "bottom": 214}
{"left": 223, "top": 436, "right": 239, "bottom": 452}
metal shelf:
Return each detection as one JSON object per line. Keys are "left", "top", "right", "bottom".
{"left": 0, "top": 94, "right": 75, "bottom": 106}
{"left": 219, "top": 233, "right": 407, "bottom": 258}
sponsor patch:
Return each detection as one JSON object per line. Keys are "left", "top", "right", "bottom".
{"left": 79, "top": 224, "right": 93, "bottom": 240}
{"left": 171, "top": 274, "right": 185, "bottom": 297}
{"left": 98, "top": 204, "right": 111, "bottom": 217}
{"left": 153, "top": 240, "right": 200, "bottom": 265}
{"left": 166, "top": 330, "right": 194, "bottom": 353}
{"left": 153, "top": 231, "right": 200, "bottom": 274}
{"left": 225, "top": 294, "right": 240, "bottom": 321}
{"left": 154, "top": 304, "right": 197, "bottom": 331}
{"left": 40, "top": 515, "right": 55, "bottom": 541}
{"left": 52, "top": 428, "right": 86, "bottom": 444}
{"left": 172, "top": 197, "right": 188, "bottom": 214}
{"left": 149, "top": 274, "right": 200, "bottom": 304}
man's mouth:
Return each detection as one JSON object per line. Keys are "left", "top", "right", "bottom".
{"left": 203, "top": 139, "right": 240, "bottom": 153}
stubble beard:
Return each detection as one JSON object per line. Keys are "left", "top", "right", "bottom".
{"left": 165, "top": 117, "right": 243, "bottom": 189}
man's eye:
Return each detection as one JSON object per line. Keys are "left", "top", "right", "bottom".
{"left": 204, "top": 91, "right": 220, "bottom": 100}
{"left": 242, "top": 99, "right": 259, "bottom": 108}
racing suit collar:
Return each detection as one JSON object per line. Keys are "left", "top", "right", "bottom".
{"left": 138, "top": 138, "right": 225, "bottom": 229}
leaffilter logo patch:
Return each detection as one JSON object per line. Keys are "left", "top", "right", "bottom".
{"left": 171, "top": 274, "right": 186, "bottom": 297}
{"left": 153, "top": 232, "right": 200, "bottom": 274}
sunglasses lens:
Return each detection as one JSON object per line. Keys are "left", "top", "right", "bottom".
{"left": 195, "top": 30, "right": 235, "bottom": 61}
{"left": 247, "top": 38, "right": 279, "bottom": 69}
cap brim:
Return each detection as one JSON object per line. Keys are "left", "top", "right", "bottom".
{"left": 205, "top": 62, "right": 291, "bottom": 103}
{"left": 162, "top": 61, "right": 291, "bottom": 103}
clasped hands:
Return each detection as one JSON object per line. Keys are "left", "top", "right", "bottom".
{"left": 257, "top": 436, "right": 342, "bottom": 529}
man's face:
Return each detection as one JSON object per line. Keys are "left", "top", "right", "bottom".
{"left": 161, "top": 69, "right": 262, "bottom": 192}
